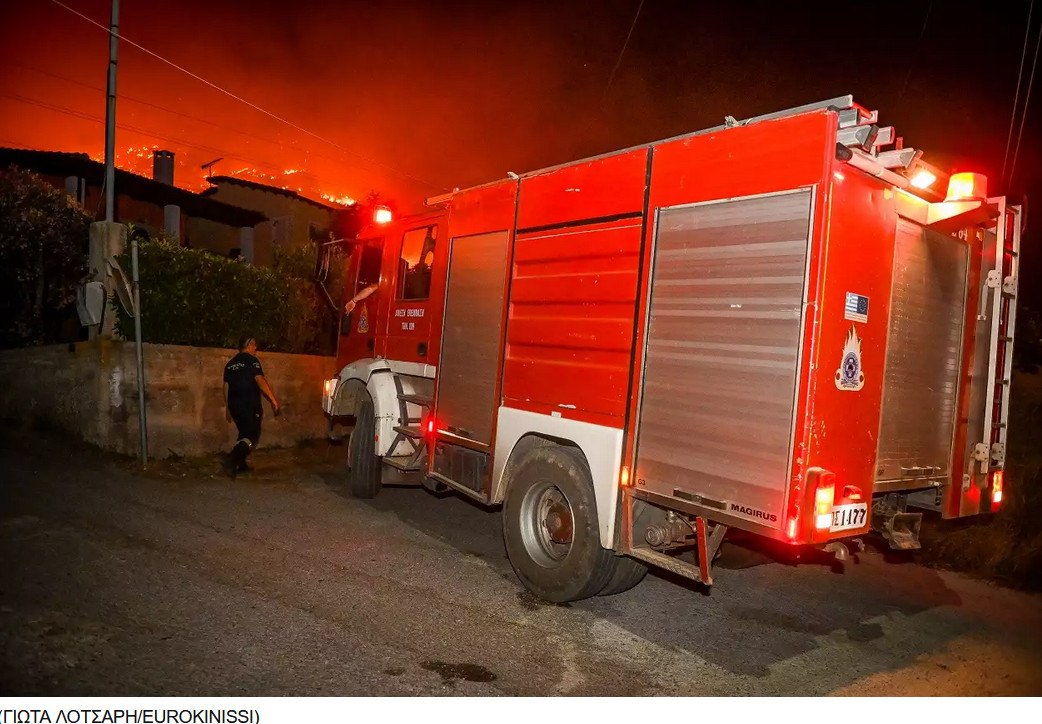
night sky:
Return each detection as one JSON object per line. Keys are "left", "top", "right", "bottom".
{"left": 0, "top": 1, "right": 1039, "bottom": 300}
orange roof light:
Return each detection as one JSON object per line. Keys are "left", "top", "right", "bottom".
{"left": 619, "top": 466, "right": 631, "bottom": 487}
{"left": 945, "top": 172, "right": 988, "bottom": 202}
{"left": 909, "top": 169, "right": 937, "bottom": 189}
{"left": 373, "top": 205, "right": 393, "bottom": 224}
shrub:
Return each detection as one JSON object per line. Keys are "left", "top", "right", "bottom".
{"left": 0, "top": 166, "right": 91, "bottom": 348}
{"left": 112, "top": 234, "right": 335, "bottom": 354}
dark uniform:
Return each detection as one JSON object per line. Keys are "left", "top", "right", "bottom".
{"left": 223, "top": 351, "right": 264, "bottom": 470}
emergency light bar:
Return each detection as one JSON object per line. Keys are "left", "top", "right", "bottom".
{"left": 909, "top": 169, "right": 937, "bottom": 189}
{"left": 945, "top": 172, "right": 987, "bottom": 201}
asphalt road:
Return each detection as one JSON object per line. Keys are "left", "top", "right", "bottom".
{"left": 2, "top": 428, "right": 1040, "bottom": 696}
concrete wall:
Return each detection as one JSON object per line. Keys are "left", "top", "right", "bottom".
{"left": 0, "top": 340, "right": 336, "bottom": 458}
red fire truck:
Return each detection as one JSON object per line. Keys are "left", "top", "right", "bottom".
{"left": 321, "top": 96, "right": 1021, "bottom": 602}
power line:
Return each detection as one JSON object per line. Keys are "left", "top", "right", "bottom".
{"left": 603, "top": 0, "right": 645, "bottom": 102}
{"left": 0, "top": 89, "right": 365, "bottom": 195}
{"left": 15, "top": 63, "right": 292, "bottom": 147}
{"left": 47, "top": 0, "right": 447, "bottom": 191}
{"left": 1001, "top": 0, "right": 1035, "bottom": 188}
{"left": 12, "top": 62, "right": 391, "bottom": 182}
{"left": 2, "top": 91, "right": 241, "bottom": 158}
{"left": 897, "top": 2, "right": 932, "bottom": 103}
{"left": 0, "top": 91, "right": 101, "bottom": 124}
{"left": 1008, "top": 15, "right": 1042, "bottom": 189}
{"left": 1, "top": 91, "right": 290, "bottom": 179}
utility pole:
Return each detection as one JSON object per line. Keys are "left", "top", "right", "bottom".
{"left": 104, "top": 0, "right": 118, "bottom": 222}
{"left": 102, "top": 0, "right": 148, "bottom": 465}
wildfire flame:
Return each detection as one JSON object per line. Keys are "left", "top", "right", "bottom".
{"left": 90, "top": 148, "right": 358, "bottom": 202}
{"left": 320, "top": 192, "right": 356, "bottom": 207}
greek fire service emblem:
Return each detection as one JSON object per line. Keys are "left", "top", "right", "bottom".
{"left": 835, "top": 326, "right": 865, "bottom": 391}
{"left": 357, "top": 302, "right": 369, "bottom": 334}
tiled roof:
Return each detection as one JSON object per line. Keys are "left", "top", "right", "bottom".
{"left": 203, "top": 175, "right": 340, "bottom": 212}
{"left": 0, "top": 147, "right": 267, "bottom": 227}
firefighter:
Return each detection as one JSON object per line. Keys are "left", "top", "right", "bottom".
{"left": 221, "top": 336, "right": 280, "bottom": 477}
{"left": 345, "top": 283, "right": 378, "bottom": 313}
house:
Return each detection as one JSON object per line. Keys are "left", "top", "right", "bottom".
{"left": 0, "top": 147, "right": 267, "bottom": 260}
{"left": 201, "top": 176, "right": 340, "bottom": 266}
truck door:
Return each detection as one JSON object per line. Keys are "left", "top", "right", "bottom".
{"left": 384, "top": 221, "right": 442, "bottom": 365}
{"left": 897, "top": 202, "right": 1022, "bottom": 518}
{"left": 945, "top": 202, "right": 1022, "bottom": 517}
{"left": 338, "top": 239, "right": 385, "bottom": 366}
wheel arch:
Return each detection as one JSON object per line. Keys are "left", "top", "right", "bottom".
{"left": 492, "top": 406, "right": 624, "bottom": 550}
{"left": 329, "top": 358, "right": 435, "bottom": 457}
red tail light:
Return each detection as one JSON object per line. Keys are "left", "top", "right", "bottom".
{"left": 786, "top": 518, "right": 799, "bottom": 541}
{"left": 425, "top": 416, "right": 436, "bottom": 437}
{"left": 814, "top": 477, "right": 835, "bottom": 531}
{"left": 843, "top": 485, "right": 863, "bottom": 502}
{"left": 992, "top": 470, "right": 1004, "bottom": 507}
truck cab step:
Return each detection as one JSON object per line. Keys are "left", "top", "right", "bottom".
{"left": 383, "top": 456, "right": 425, "bottom": 473}
{"left": 398, "top": 393, "right": 432, "bottom": 407}
{"left": 393, "top": 425, "right": 424, "bottom": 439}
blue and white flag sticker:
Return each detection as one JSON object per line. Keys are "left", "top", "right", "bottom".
{"left": 844, "top": 291, "right": 869, "bottom": 323}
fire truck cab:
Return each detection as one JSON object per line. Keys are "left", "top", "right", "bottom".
{"left": 323, "top": 96, "right": 1021, "bottom": 602}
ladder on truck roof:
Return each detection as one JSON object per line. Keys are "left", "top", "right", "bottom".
{"left": 427, "top": 95, "right": 881, "bottom": 205}
{"left": 975, "top": 202, "right": 1022, "bottom": 475}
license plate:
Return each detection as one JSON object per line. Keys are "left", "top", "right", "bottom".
{"left": 830, "top": 503, "right": 868, "bottom": 532}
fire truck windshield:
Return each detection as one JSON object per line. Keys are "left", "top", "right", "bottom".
{"left": 398, "top": 224, "right": 438, "bottom": 301}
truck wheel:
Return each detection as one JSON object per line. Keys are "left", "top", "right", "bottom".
{"left": 597, "top": 555, "right": 649, "bottom": 597}
{"left": 502, "top": 446, "right": 614, "bottom": 603}
{"left": 347, "top": 394, "right": 381, "bottom": 499}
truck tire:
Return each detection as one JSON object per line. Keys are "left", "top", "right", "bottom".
{"left": 597, "top": 555, "right": 649, "bottom": 597}
{"left": 502, "top": 446, "right": 614, "bottom": 603}
{"left": 347, "top": 394, "right": 381, "bottom": 499}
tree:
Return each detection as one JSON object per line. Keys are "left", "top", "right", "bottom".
{"left": 0, "top": 166, "right": 91, "bottom": 348}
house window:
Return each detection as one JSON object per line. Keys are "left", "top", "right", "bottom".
{"left": 271, "top": 216, "right": 292, "bottom": 246}
{"left": 397, "top": 224, "right": 437, "bottom": 301}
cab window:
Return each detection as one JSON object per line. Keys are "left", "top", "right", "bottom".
{"left": 357, "top": 244, "right": 382, "bottom": 291}
{"left": 341, "top": 243, "right": 383, "bottom": 334}
{"left": 397, "top": 224, "right": 437, "bottom": 301}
